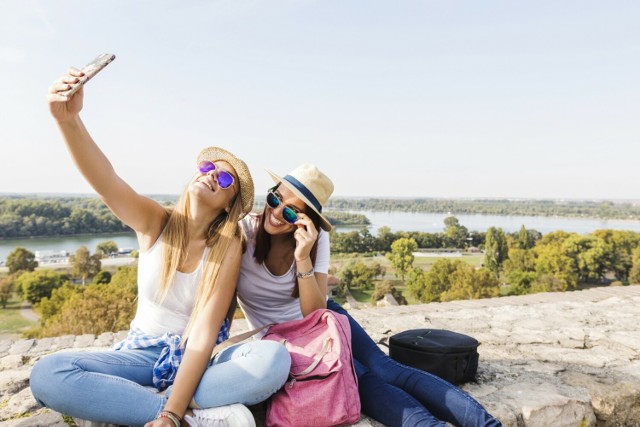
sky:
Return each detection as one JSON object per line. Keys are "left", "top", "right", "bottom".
{"left": 1, "top": 1, "right": 639, "bottom": 200}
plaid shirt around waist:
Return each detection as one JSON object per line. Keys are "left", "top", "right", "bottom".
{"left": 113, "top": 318, "right": 230, "bottom": 390}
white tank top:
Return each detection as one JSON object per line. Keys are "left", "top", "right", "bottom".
{"left": 130, "top": 235, "right": 207, "bottom": 336}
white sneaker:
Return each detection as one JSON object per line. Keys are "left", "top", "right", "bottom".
{"left": 184, "top": 403, "right": 256, "bottom": 427}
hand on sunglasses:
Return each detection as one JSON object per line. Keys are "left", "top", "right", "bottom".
{"left": 292, "top": 213, "right": 318, "bottom": 262}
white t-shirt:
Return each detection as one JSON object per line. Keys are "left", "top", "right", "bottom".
{"left": 131, "top": 235, "right": 206, "bottom": 336}
{"left": 236, "top": 214, "right": 330, "bottom": 334}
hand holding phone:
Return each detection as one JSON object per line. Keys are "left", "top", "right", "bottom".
{"left": 58, "top": 53, "right": 115, "bottom": 98}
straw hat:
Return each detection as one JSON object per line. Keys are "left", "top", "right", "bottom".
{"left": 197, "top": 147, "right": 254, "bottom": 219}
{"left": 266, "top": 163, "right": 334, "bottom": 231}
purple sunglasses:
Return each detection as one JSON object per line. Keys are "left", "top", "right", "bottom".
{"left": 198, "top": 161, "right": 235, "bottom": 189}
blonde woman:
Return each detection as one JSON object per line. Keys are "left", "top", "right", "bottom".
{"left": 30, "top": 66, "right": 290, "bottom": 427}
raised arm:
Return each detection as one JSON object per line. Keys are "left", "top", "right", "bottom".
{"left": 294, "top": 214, "right": 329, "bottom": 315}
{"left": 48, "top": 68, "right": 167, "bottom": 245}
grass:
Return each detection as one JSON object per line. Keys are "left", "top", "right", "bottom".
{"left": 0, "top": 294, "right": 37, "bottom": 339}
{"left": 349, "top": 288, "right": 374, "bottom": 304}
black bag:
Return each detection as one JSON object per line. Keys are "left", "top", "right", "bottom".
{"left": 388, "top": 329, "right": 479, "bottom": 385}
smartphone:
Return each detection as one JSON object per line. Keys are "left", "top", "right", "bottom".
{"left": 59, "top": 53, "right": 116, "bottom": 98}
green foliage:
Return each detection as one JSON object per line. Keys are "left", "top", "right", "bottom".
{"left": 325, "top": 197, "right": 640, "bottom": 220}
{"left": 441, "top": 264, "right": 500, "bottom": 301}
{"left": 330, "top": 228, "right": 377, "bottom": 253}
{"left": 30, "top": 282, "right": 137, "bottom": 338}
{"left": 386, "top": 238, "right": 417, "bottom": 280}
{"left": 517, "top": 225, "right": 534, "bottom": 249}
{"left": 371, "top": 281, "right": 407, "bottom": 305}
{"left": 0, "top": 277, "right": 14, "bottom": 308}
{"left": 0, "top": 197, "right": 131, "bottom": 238}
{"left": 503, "top": 248, "right": 537, "bottom": 294}
{"left": 443, "top": 216, "right": 469, "bottom": 248}
{"left": 6, "top": 247, "right": 38, "bottom": 273}
{"left": 96, "top": 240, "right": 118, "bottom": 256}
{"left": 70, "top": 246, "right": 102, "bottom": 285}
{"left": 484, "top": 227, "right": 509, "bottom": 277}
{"left": 534, "top": 243, "right": 578, "bottom": 291}
{"left": 109, "top": 265, "right": 138, "bottom": 290}
{"left": 15, "top": 270, "right": 69, "bottom": 305}
{"left": 629, "top": 247, "right": 640, "bottom": 284}
{"left": 323, "top": 212, "right": 370, "bottom": 226}
{"left": 93, "top": 270, "right": 112, "bottom": 285}
{"left": 408, "top": 259, "right": 499, "bottom": 303}
{"left": 338, "top": 261, "right": 377, "bottom": 290}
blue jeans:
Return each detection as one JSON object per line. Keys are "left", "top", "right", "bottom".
{"left": 327, "top": 300, "right": 502, "bottom": 427}
{"left": 30, "top": 340, "right": 290, "bottom": 426}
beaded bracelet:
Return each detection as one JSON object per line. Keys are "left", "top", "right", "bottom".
{"left": 159, "top": 410, "right": 181, "bottom": 427}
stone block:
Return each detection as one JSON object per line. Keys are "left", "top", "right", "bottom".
{"left": 9, "top": 340, "right": 34, "bottom": 356}
{"left": 0, "top": 355, "right": 26, "bottom": 371}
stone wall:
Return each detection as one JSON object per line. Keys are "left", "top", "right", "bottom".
{"left": 1, "top": 286, "right": 640, "bottom": 426}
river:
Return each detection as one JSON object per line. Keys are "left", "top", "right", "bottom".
{"left": 2, "top": 211, "right": 640, "bottom": 262}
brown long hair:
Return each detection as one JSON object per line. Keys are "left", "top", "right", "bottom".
{"left": 156, "top": 185, "right": 244, "bottom": 343}
{"left": 253, "top": 185, "right": 323, "bottom": 298}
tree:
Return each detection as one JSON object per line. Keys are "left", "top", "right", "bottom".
{"left": 484, "top": 227, "right": 509, "bottom": 277}
{"left": 533, "top": 244, "right": 578, "bottom": 291}
{"left": 440, "top": 264, "right": 500, "bottom": 301}
{"left": 443, "top": 216, "right": 469, "bottom": 248}
{"left": 376, "top": 226, "right": 396, "bottom": 252}
{"left": 386, "top": 238, "right": 417, "bottom": 281}
{"left": 110, "top": 265, "right": 138, "bottom": 290}
{"left": 408, "top": 260, "right": 456, "bottom": 303}
{"left": 0, "top": 276, "right": 14, "bottom": 308}
{"left": 70, "top": 246, "right": 102, "bottom": 285}
{"left": 96, "top": 240, "right": 118, "bottom": 257}
{"left": 517, "top": 225, "right": 534, "bottom": 249}
{"left": 14, "top": 270, "right": 68, "bottom": 305}
{"left": 93, "top": 270, "right": 112, "bottom": 285}
{"left": 338, "top": 261, "right": 376, "bottom": 290}
{"left": 371, "top": 281, "right": 407, "bottom": 305}
{"left": 30, "top": 282, "right": 137, "bottom": 338}
{"left": 6, "top": 247, "right": 38, "bottom": 273}
{"left": 629, "top": 247, "right": 640, "bottom": 284}
{"left": 503, "top": 248, "right": 537, "bottom": 295}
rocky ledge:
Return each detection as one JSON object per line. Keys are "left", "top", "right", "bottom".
{"left": 1, "top": 286, "right": 640, "bottom": 427}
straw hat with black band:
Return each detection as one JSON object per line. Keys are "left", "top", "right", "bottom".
{"left": 266, "top": 163, "right": 334, "bottom": 231}
{"left": 197, "top": 147, "right": 255, "bottom": 219}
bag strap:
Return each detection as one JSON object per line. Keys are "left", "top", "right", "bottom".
{"left": 210, "top": 323, "right": 273, "bottom": 359}
{"left": 291, "top": 337, "right": 333, "bottom": 377}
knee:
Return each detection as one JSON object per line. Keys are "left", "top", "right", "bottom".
{"left": 259, "top": 340, "right": 291, "bottom": 384}
{"left": 30, "top": 352, "right": 70, "bottom": 405}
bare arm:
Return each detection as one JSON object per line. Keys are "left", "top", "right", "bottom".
{"left": 161, "top": 238, "right": 242, "bottom": 418}
{"left": 293, "top": 214, "right": 328, "bottom": 315}
{"left": 48, "top": 68, "right": 167, "bottom": 245}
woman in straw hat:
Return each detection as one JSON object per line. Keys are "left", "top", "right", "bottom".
{"left": 30, "top": 67, "right": 290, "bottom": 427}
{"left": 236, "top": 164, "right": 502, "bottom": 426}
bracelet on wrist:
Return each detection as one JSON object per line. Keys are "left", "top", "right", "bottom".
{"left": 296, "top": 268, "right": 315, "bottom": 279}
{"left": 159, "top": 410, "right": 181, "bottom": 427}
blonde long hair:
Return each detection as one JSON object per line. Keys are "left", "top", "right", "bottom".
{"left": 156, "top": 187, "right": 243, "bottom": 344}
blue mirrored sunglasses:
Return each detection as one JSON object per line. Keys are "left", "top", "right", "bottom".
{"left": 198, "top": 161, "right": 235, "bottom": 189}
{"left": 266, "top": 189, "right": 299, "bottom": 224}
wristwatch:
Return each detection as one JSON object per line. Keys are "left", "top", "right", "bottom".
{"left": 296, "top": 268, "right": 315, "bottom": 279}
